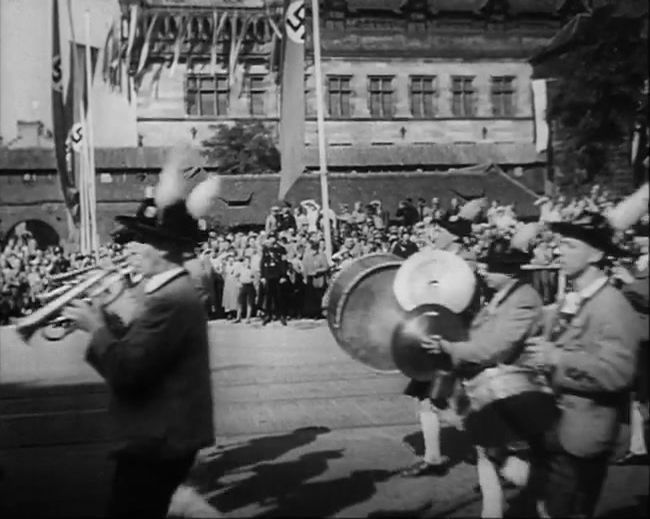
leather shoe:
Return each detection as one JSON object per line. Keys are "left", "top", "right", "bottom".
{"left": 615, "top": 452, "right": 649, "bottom": 466}
{"left": 399, "top": 458, "right": 449, "bottom": 477}
{"left": 281, "top": 316, "right": 287, "bottom": 326}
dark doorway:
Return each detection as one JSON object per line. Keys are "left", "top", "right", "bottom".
{"left": 3, "top": 219, "right": 60, "bottom": 250}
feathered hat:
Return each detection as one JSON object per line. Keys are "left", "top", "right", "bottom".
{"left": 112, "top": 147, "right": 222, "bottom": 250}
{"left": 605, "top": 182, "right": 649, "bottom": 232}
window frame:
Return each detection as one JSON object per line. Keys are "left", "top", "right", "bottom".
{"left": 247, "top": 73, "right": 267, "bottom": 117}
{"left": 409, "top": 75, "right": 437, "bottom": 119}
{"left": 490, "top": 75, "right": 516, "bottom": 117}
{"left": 185, "top": 73, "right": 230, "bottom": 118}
{"left": 451, "top": 75, "right": 476, "bottom": 118}
{"left": 368, "top": 75, "right": 395, "bottom": 119}
{"left": 327, "top": 75, "right": 353, "bottom": 119}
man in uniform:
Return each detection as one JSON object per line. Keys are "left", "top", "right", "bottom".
{"left": 64, "top": 196, "right": 215, "bottom": 517}
{"left": 260, "top": 232, "right": 288, "bottom": 325}
{"left": 523, "top": 213, "right": 641, "bottom": 518}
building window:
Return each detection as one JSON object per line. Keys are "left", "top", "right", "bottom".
{"left": 491, "top": 76, "right": 516, "bottom": 117}
{"left": 368, "top": 76, "right": 394, "bottom": 118}
{"left": 451, "top": 76, "right": 476, "bottom": 117}
{"left": 247, "top": 74, "right": 266, "bottom": 116}
{"left": 186, "top": 74, "right": 229, "bottom": 117}
{"left": 410, "top": 76, "right": 436, "bottom": 118}
{"left": 327, "top": 75, "right": 352, "bottom": 118}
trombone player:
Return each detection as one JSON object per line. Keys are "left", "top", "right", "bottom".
{"left": 61, "top": 167, "right": 218, "bottom": 517}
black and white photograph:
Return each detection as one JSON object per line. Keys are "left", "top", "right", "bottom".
{"left": 0, "top": 0, "right": 648, "bottom": 517}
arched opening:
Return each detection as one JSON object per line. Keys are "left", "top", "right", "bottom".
{"left": 3, "top": 219, "right": 61, "bottom": 250}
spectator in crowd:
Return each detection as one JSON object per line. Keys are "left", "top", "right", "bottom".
{"left": 278, "top": 206, "right": 297, "bottom": 233}
{"left": 302, "top": 239, "right": 329, "bottom": 319}
{"left": 391, "top": 232, "right": 418, "bottom": 259}
{"left": 396, "top": 199, "right": 420, "bottom": 227}
{"left": 351, "top": 201, "right": 366, "bottom": 227}
{"left": 265, "top": 206, "right": 281, "bottom": 234}
{"left": 234, "top": 256, "right": 256, "bottom": 323}
{"left": 444, "top": 197, "right": 461, "bottom": 220}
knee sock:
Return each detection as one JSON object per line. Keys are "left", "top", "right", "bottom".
{"left": 500, "top": 455, "right": 530, "bottom": 488}
{"left": 630, "top": 400, "right": 648, "bottom": 455}
{"left": 477, "top": 447, "right": 503, "bottom": 518}
{"left": 419, "top": 406, "right": 442, "bottom": 464}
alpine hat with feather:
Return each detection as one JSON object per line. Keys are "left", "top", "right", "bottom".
{"left": 111, "top": 148, "right": 222, "bottom": 250}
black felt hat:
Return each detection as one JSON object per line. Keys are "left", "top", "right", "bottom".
{"left": 437, "top": 217, "right": 473, "bottom": 239}
{"left": 482, "top": 238, "right": 531, "bottom": 275}
{"left": 550, "top": 212, "right": 625, "bottom": 256}
{"left": 115, "top": 199, "right": 204, "bottom": 250}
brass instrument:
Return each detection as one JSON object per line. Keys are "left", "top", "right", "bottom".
{"left": 15, "top": 257, "right": 142, "bottom": 343}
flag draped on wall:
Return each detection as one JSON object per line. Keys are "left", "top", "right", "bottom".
{"left": 278, "top": 0, "right": 306, "bottom": 201}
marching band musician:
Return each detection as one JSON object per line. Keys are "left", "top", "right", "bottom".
{"left": 421, "top": 235, "right": 551, "bottom": 518}
{"left": 399, "top": 217, "right": 486, "bottom": 478}
{"left": 62, "top": 167, "right": 218, "bottom": 517}
{"left": 522, "top": 213, "right": 641, "bottom": 518}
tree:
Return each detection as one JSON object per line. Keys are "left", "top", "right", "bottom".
{"left": 543, "top": 6, "right": 647, "bottom": 184}
{"left": 201, "top": 120, "right": 281, "bottom": 175}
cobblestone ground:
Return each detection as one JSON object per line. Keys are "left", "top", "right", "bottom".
{"left": 0, "top": 321, "right": 648, "bottom": 517}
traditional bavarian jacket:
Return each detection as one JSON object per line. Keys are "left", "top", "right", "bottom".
{"left": 545, "top": 277, "right": 640, "bottom": 458}
{"left": 447, "top": 280, "right": 544, "bottom": 370}
{"left": 85, "top": 268, "right": 214, "bottom": 459}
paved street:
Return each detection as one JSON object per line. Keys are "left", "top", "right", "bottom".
{"left": 0, "top": 321, "right": 648, "bottom": 517}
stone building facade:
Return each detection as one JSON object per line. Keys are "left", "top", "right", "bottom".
{"left": 1, "top": 0, "right": 593, "bottom": 246}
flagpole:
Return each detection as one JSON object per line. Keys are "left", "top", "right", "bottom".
{"left": 84, "top": 9, "right": 99, "bottom": 256}
{"left": 310, "top": 0, "right": 332, "bottom": 263}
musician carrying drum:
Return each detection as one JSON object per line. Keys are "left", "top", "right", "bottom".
{"left": 421, "top": 235, "right": 557, "bottom": 518}
{"left": 398, "top": 217, "right": 487, "bottom": 478}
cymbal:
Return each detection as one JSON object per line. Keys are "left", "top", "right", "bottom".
{"left": 391, "top": 304, "right": 466, "bottom": 381}
{"left": 393, "top": 249, "right": 476, "bottom": 313}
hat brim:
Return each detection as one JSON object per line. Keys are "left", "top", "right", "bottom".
{"left": 549, "top": 222, "right": 625, "bottom": 256}
{"left": 484, "top": 252, "right": 532, "bottom": 274}
{"left": 114, "top": 215, "right": 199, "bottom": 249}
{"left": 438, "top": 219, "right": 472, "bottom": 239}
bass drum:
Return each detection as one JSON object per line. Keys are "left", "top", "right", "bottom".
{"left": 326, "top": 253, "right": 405, "bottom": 372}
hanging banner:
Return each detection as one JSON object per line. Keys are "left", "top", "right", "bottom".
{"left": 278, "top": 0, "right": 305, "bottom": 200}
{"left": 531, "top": 79, "right": 549, "bottom": 154}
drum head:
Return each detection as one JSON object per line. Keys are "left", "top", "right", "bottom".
{"left": 393, "top": 249, "right": 476, "bottom": 313}
{"left": 326, "top": 254, "right": 404, "bottom": 372}
{"left": 391, "top": 304, "right": 466, "bottom": 381}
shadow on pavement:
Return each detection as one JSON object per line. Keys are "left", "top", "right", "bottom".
{"left": 598, "top": 494, "right": 648, "bottom": 518}
{"left": 257, "top": 469, "right": 395, "bottom": 517}
{"left": 213, "top": 449, "right": 345, "bottom": 513}
{"left": 367, "top": 500, "right": 433, "bottom": 518}
{"left": 402, "top": 426, "right": 475, "bottom": 469}
{"left": 191, "top": 427, "right": 331, "bottom": 506}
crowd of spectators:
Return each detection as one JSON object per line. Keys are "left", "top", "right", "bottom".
{"left": 1, "top": 184, "right": 647, "bottom": 326}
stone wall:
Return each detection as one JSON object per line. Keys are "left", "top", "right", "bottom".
{"left": 0, "top": 166, "right": 544, "bottom": 248}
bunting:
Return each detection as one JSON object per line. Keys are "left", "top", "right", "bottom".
{"left": 99, "top": 6, "right": 283, "bottom": 92}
